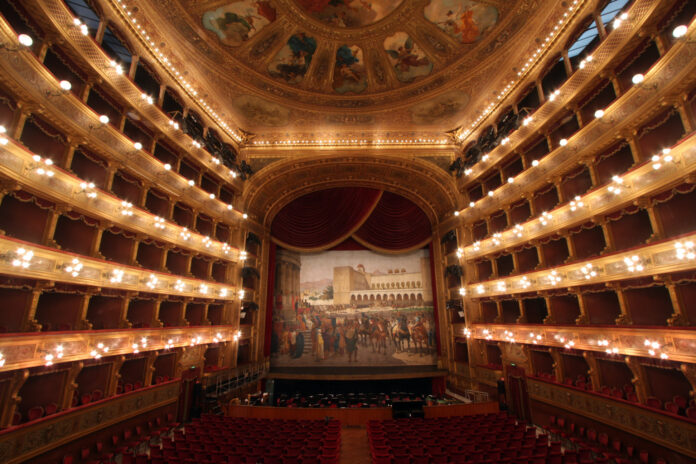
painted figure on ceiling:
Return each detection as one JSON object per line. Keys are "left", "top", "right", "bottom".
{"left": 203, "top": 1, "right": 277, "bottom": 47}
{"left": 333, "top": 45, "right": 368, "bottom": 94}
{"left": 296, "top": 0, "right": 402, "bottom": 28}
{"left": 424, "top": 0, "right": 498, "bottom": 44}
{"left": 384, "top": 32, "right": 433, "bottom": 83}
{"left": 268, "top": 33, "right": 318, "bottom": 84}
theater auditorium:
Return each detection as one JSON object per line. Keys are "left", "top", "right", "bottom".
{"left": 0, "top": 0, "right": 695, "bottom": 463}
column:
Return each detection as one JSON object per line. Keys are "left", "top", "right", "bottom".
{"left": 549, "top": 348, "right": 564, "bottom": 384}
{"left": 106, "top": 356, "right": 126, "bottom": 398}
{"left": 0, "top": 369, "right": 29, "bottom": 428}
{"left": 582, "top": 351, "right": 602, "bottom": 392}
{"left": 625, "top": 356, "right": 649, "bottom": 404}
{"left": 60, "top": 361, "right": 83, "bottom": 411}
{"left": 614, "top": 287, "right": 633, "bottom": 325}
{"left": 76, "top": 293, "right": 94, "bottom": 330}
{"left": 665, "top": 280, "right": 690, "bottom": 326}
{"left": 144, "top": 351, "right": 157, "bottom": 387}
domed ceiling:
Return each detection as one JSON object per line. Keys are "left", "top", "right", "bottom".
{"left": 136, "top": 0, "right": 562, "bottom": 138}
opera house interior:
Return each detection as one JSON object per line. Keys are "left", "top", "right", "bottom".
{"left": 1, "top": 0, "right": 696, "bottom": 463}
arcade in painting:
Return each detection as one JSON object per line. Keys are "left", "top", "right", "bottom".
{"left": 295, "top": 0, "right": 403, "bottom": 28}
{"left": 270, "top": 248, "right": 437, "bottom": 368}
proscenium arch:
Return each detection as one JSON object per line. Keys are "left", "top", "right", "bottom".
{"left": 241, "top": 154, "right": 459, "bottom": 228}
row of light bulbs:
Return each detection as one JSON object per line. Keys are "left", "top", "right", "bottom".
{"left": 458, "top": 11, "right": 690, "bottom": 184}
{"left": 22, "top": 22, "right": 248, "bottom": 199}
{"left": 8, "top": 245, "right": 248, "bottom": 300}
{"left": 3, "top": 132, "right": 250, "bottom": 259}
{"left": 465, "top": 327, "right": 671, "bottom": 360}
{"left": 109, "top": 0, "right": 243, "bottom": 145}
{"left": 2, "top": 27, "right": 252, "bottom": 211}
{"left": 34, "top": 329, "right": 244, "bottom": 368}
{"left": 458, "top": 0, "right": 583, "bottom": 143}
{"left": 455, "top": 144, "right": 679, "bottom": 256}
{"left": 458, "top": 240, "right": 694, "bottom": 298}
{"left": 251, "top": 138, "right": 451, "bottom": 147}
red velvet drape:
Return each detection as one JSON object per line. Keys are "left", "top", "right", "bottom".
{"left": 353, "top": 191, "right": 432, "bottom": 251}
{"left": 264, "top": 242, "right": 276, "bottom": 357}
{"left": 271, "top": 188, "right": 431, "bottom": 251}
{"left": 271, "top": 188, "right": 381, "bottom": 249}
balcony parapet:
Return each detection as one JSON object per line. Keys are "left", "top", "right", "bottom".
{"left": 0, "top": 140, "right": 241, "bottom": 262}
{"left": 0, "top": 325, "right": 249, "bottom": 372}
{"left": 0, "top": 235, "right": 240, "bottom": 301}
{"left": 0, "top": 380, "right": 179, "bottom": 464}
{"left": 455, "top": 323, "right": 696, "bottom": 364}
{"left": 527, "top": 377, "right": 696, "bottom": 458}
{"left": 462, "top": 132, "right": 696, "bottom": 260}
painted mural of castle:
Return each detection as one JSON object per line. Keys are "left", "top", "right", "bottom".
{"left": 333, "top": 257, "right": 433, "bottom": 306}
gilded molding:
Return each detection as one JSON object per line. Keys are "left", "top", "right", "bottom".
{"left": 454, "top": 323, "right": 696, "bottom": 365}
{"left": 528, "top": 378, "right": 696, "bottom": 458}
{"left": 0, "top": 381, "right": 179, "bottom": 464}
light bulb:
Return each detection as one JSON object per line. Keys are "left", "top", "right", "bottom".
{"left": 594, "top": 109, "right": 604, "bottom": 119}
{"left": 673, "top": 25, "right": 687, "bottom": 38}
{"left": 632, "top": 74, "right": 644, "bottom": 85}
{"left": 559, "top": 139, "right": 568, "bottom": 146}
{"left": 17, "top": 34, "right": 33, "bottom": 47}
{"left": 59, "top": 80, "right": 72, "bottom": 91}
{"left": 98, "top": 115, "right": 109, "bottom": 124}
{"left": 133, "top": 142, "right": 142, "bottom": 150}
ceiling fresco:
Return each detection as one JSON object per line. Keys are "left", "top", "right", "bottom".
{"left": 140, "top": 0, "right": 561, "bottom": 136}
{"left": 294, "top": 0, "right": 404, "bottom": 28}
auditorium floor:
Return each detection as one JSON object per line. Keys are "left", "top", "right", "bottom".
{"left": 340, "top": 426, "right": 371, "bottom": 464}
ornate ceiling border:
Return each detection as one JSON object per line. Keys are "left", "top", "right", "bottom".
{"left": 242, "top": 154, "right": 460, "bottom": 226}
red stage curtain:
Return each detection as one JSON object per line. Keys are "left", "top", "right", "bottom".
{"left": 271, "top": 188, "right": 381, "bottom": 250}
{"left": 271, "top": 188, "right": 431, "bottom": 251}
{"left": 354, "top": 191, "right": 432, "bottom": 251}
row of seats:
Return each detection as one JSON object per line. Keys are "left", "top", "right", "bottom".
{"left": 545, "top": 415, "right": 668, "bottom": 464}
{"left": 60, "top": 412, "right": 179, "bottom": 464}
{"left": 367, "top": 413, "right": 610, "bottom": 464}
{"left": 133, "top": 415, "right": 342, "bottom": 464}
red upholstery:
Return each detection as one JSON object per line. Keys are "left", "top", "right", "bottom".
{"left": 91, "top": 389, "right": 103, "bottom": 402}
{"left": 687, "top": 407, "right": 696, "bottom": 419}
{"left": 44, "top": 403, "right": 58, "bottom": 415}
{"left": 664, "top": 401, "right": 679, "bottom": 414}
{"left": 673, "top": 395, "right": 687, "bottom": 409}
{"left": 646, "top": 396, "right": 662, "bottom": 409}
{"left": 27, "top": 406, "right": 45, "bottom": 422}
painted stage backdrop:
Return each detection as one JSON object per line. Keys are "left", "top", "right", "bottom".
{"left": 270, "top": 248, "right": 437, "bottom": 368}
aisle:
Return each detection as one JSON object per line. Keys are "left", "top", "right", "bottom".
{"left": 340, "top": 426, "right": 371, "bottom": 464}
